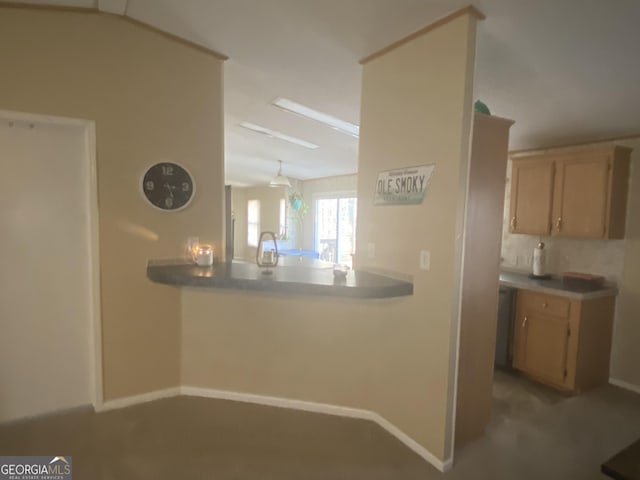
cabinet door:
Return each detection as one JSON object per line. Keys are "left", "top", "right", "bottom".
{"left": 513, "top": 291, "right": 572, "bottom": 388}
{"left": 509, "top": 157, "right": 554, "bottom": 235}
{"left": 552, "top": 152, "right": 611, "bottom": 238}
{"left": 521, "top": 311, "right": 570, "bottom": 386}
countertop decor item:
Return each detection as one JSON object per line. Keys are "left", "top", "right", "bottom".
{"left": 142, "top": 162, "right": 194, "bottom": 211}
{"left": 532, "top": 241, "right": 547, "bottom": 277}
{"left": 195, "top": 244, "right": 214, "bottom": 267}
{"left": 185, "top": 236, "right": 199, "bottom": 263}
{"left": 560, "top": 272, "right": 605, "bottom": 290}
{"left": 256, "top": 231, "right": 279, "bottom": 274}
{"left": 333, "top": 264, "right": 349, "bottom": 279}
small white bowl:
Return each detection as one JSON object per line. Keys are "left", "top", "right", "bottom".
{"left": 333, "top": 264, "right": 349, "bottom": 278}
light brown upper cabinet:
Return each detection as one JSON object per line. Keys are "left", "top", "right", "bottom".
{"left": 509, "top": 146, "right": 632, "bottom": 239}
{"left": 509, "top": 156, "right": 555, "bottom": 235}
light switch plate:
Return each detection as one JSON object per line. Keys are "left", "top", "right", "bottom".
{"left": 420, "top": 250, "right": 430, "bottom": 270}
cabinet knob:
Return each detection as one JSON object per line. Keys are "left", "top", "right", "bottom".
{"left": 556, "top": 217, "right": 562, "bottom": 231}
{"left": 510, "top": 217, "right": 517, "bottom": 231}
{"left": 542, "top": 302, "right": 548, "bottom": 309}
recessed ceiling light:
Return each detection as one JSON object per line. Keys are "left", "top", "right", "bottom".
{"left": 272, "top": 97, "right": 360, "bottom": 138}
{"left": 239, "top": 121, "right": 319, "bottom": 149}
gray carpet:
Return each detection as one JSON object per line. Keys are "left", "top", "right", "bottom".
{"left": 1, "top": 372, "right": 639, "bottom": 479}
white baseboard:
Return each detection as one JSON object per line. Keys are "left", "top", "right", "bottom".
{"left": 180, "top": 385, "right": 369, "bottom": 419}
{"left": 92, "top": 384, "right": 452, "bottom": 472}
{"left": 97, "top": 386, "right": 181, "bottom": 412}
{"left": 181, "top": 386, "right": 450, "bottom": 472}
{"left": 366, "top": 408, "right": 451, "bottom": 472}
{"left": 0, "top": 404, "right": 93, "bottom": 426}
{"left": 609, "top": 378, "right": 640, "bottom": 395}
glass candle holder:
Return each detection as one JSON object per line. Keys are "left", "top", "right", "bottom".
{"left": 195, "top": 244, "right": 214, "bottom": 266}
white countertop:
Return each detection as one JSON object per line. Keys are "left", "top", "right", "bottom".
{"left": 499, "top": 270, "right": 618, "bottom": 300}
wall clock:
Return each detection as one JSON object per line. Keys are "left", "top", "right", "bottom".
{"left": 142, "top": 162, "right": 195, "bottom": 211}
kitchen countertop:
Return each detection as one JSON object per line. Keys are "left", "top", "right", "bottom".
{"left": 147, "top": 257, "right": 413, "bottom": 299}
{"left": 601, "top": 437, "right": 640, "bottom": 480}
{"left": 499, "top": 270, "right": 618, "bottom": 300}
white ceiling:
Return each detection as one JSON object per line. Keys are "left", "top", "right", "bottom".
{"left": 8, "top": 0, "right": 640, "bottom": 186}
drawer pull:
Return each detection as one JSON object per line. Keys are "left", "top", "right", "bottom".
{"left": 556, "top": 217, "right": 562, "bottom": 231}
{"left": 522, "top": 315, "right": 528, "bottom": 328}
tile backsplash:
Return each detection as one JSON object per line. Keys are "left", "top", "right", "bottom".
{"left": 500, "top": 160, "right": 625, "bottom": 284}
{"left": 501, "top": 234, "right": 625, "bottom": 283}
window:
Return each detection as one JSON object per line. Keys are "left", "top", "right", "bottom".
{"left": 315, "top": 194, "right": 357, "bottom": 267}
{"left": 247, "top": 199, "right": 260, "bottom": 247}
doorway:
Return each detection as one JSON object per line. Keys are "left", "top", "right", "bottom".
{"left": 0, "top": 111, "right": 101, "bottom": 422}
{"left": 314, "top": 193, "right": 357, "bottom": 267}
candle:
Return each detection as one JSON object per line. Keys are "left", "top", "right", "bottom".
{"left": 195, "top": 245, "right": 214, "bottom": 266}
{"left": 262, "top": 250, "right": 275, "bottom": 265}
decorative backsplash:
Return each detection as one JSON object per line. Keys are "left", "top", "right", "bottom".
{"left": 500, "top": 160, "right": 626, "bottom": 283}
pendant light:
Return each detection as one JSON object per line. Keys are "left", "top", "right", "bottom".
{"left": 269, "top": 160, "right": 291, "bottom": 188}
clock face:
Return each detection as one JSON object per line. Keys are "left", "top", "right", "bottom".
{"left": 142, "top": 162, "right": 194, "bottom": 211}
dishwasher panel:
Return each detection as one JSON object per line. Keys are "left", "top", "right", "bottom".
{"left": 495, "top": 286, "right": 516, "bottom": 369}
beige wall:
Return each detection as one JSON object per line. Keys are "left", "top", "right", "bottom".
{"left": 181, "top": 12, "right": 478, "bottom": 464}
{"left": 615, "top": 139, "right": 640, "bottom": 387}
{"left": 230, "top": 186, "right": 286, "bottom": 260}
{"left": 355, "top": 13, "right": 477, "bottom": 459}
{"left": 500, "top": 139, "right": 640, "bottom": 389}
{"left": 0, "top": 7, "right": 225, "bottom": 400}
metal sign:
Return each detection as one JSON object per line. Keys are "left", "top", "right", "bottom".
{"left": 374, "top": 164, "right": 435, "bottom": 205}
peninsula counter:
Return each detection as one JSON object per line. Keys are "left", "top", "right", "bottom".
{"left": 147, "top": 258, "right": 413, "bottom": 299}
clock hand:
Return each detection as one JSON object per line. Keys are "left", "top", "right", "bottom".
{"left": 163, "top": 183, "right": 175, "bottom": 198}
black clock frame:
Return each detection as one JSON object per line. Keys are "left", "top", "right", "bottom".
{"left": 141, "top": 162, "right": 195, "bottom": 211}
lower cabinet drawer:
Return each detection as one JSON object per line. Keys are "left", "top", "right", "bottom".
{"left": 518, "top": 290, "right": 571, "bottom": 318}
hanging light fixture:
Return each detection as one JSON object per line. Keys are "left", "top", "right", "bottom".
{"left": 269, "top": 160, "right": 291, "bottom": 188}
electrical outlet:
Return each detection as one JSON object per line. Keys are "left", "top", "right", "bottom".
{"left": 367, "top": 242, "right": 375, "bottom": 259}
{"left": 419, "top": 250, "right": 431, "bottom": 270}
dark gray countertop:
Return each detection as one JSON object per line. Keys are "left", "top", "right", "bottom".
{"left": 147, "top": 258, "right": 413, "bottom": 299}
{"left": 499, "top": 270, "right": 618, "bottom": 300}
{"left": 601, "top": 437, "right": 640, "bottom": 480}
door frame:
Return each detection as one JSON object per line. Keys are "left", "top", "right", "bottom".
{"left": 311, "top": 190, "right": 357, "bottom": 257}
{"left": 0, "top": 109, "right": 103, "bottom": 411}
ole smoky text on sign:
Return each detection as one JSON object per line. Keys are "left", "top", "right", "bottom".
{"left": 374, "top": 164, "right": 435, "bottom": 205}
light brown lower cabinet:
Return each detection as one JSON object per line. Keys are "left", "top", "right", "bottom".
{"left": 513, "top": 289, "right": 615, "bottom": 393}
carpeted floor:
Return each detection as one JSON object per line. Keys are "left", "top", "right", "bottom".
{"left": 1, "top": 372, "right": 639, "bottom": 479}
